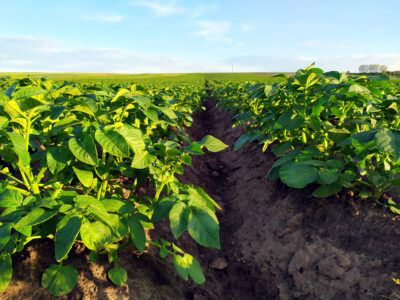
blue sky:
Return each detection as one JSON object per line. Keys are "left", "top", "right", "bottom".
{"left": 0, "top": 0, "right": 399, "bottom": 73}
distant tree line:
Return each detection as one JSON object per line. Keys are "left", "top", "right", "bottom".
{"left": 359, "top": 64, "right": 388, "bottom": 73}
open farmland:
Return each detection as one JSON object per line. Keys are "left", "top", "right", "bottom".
{"left": 0, "top": 73, "right": 282, "bottom": 85}
{"left": 0, "top": 67, "right": 400, "bottom": 299}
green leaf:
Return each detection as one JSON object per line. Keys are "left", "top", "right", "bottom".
{"left": 0, "top": 253, "right": 12, "bottom": 292}
{"left": 41, "top": 264, "right": 78, "bottom": 296}
{"left": 127, "top": 215, "right": 146, "bottom": 253}
{"left": 55, "top": 215, "right": 82, "bottom": 261}
{"left": 274, "top": 111, "right": 292, "bottom": 129}
{"left": 95, "top": 129, "right": 130, "bottom": 158}
{"left": 199, "top": 135, "right": 228, "bottom": 152}
{"left": 13, "top": 86, "right": 46, "bottom": 100}
{"left": 131, "top": 151, "right": 156, "bottom": 169}
{"left": 111, "top": 88, "right": 130, "bottom": 102}
{"left": 18, "top": 98, "right": 46, "bottom": 112}
{"left": 108, "top": 267, "right": 128, "bottom": 286}
{"left": 80, "top": 220, "right": 113, "bottom": 251}
{"left": 388, "top": 102, "right": 399, "bottom": 112}
{"left": 72, "top": 167, "right": 93, "bottom": 188}
{"left": 135, "top": 96, "right": 152, "bottom": 108}
{"left": 152, "top": 198, "right": 175, "bottom": 222}
{"left": 118, "top": 125, "right": 145, "bottom": 152}
{"left": 173, "top": 253, "right": 205, "bottom": 284}
{"left": 187, "top": 207, "right": 220, "bottom": 249}
{"left": 52, "top": 116, "right": 79, "bottom": 135}
{"left": 234, "top": 133, "right": 253, "bottom": 151}
{"left": 15, "top": 208, "right": 57, "bottom": 227}
{"left": 4, "top": 99, "right": 24, "bottom": 118}
{"left": 375, "top": 129, "right": 400, "bottom": 160}
{"left": 186, "top": 255, "right": 205, "bottom": 284}
{"left": 279, "top": 162, "right": 319, "bottom": 188}
{"left": 13, "top": 222, "right": 32, "bottom": 237}
{"left": 72, "top": 104, "right": 95, "bottom": 117}
{"left": 169, "top": 202, "right": 190, "bottom": 239}
{"left": 47, "top": 147, "right": 70, "bottom": 175}
{"left": 157, "top": 106, "right": 177, "bottom": 120}
{"left": 143, "top": 108, "right": 159, "bottom": 121}
{"left": 160, "top": 245, "right": 169, "bottom": 258}
{"left": 267, "top": 149, "right": 301, "bottom": 177}
{"left": 101, "top": 199, "right": 132, "bottom": 214}
{"left": 4, "top": 84, "right": 16, "bottom": 98}
{"left": 0, "top": 224, "right": 11, "bottom": 251}
{"left": 328, "top": 128, "right": 351, "bottom": 144}
{"left": 105, "top": 243, "right": 119, "bottom": 263}
{"left": 272, "top": 141, "right": 292, "bottom": 157}
{"left": 312, "top": 184, "right": 342, "bottom": 198}
{"left": 344, "top": 129, "right": 378, "bottom": 146}
{"left": 7, "top": 132, "right": 30, "bottom": 166}
{"left": 388, "top": 198, "right": 400, "bottom": 215}
{"left": 318, "top": 169, "right": 339, "bottom": 185}
{"left": 50, "top": 106, "right": 66, "bottom": 120}
{"left": 89, "top": 251, "right": 99, "bottom": 263}
{"left": 0, "top": 116, "right": 9, "bottom": 129}
{"left": 286, "top": 115, "right": 304, "bottom": 130}
{"left": 74, "top": 195, "right": 117, "bottom": 228}
{"left": 264, "top": 84, "right": 273, "bottom": 96}
{"left": 68, "top": 135, "right": 98, "bottom": 166}
{"left": 173, "top": 253, "right": 190, "bottom": 281}
{"left": 185, "top": 142, "right": 204, "bottom": 155}
{"left": 186, "top": 187, "right": 221, "bottom": 211}
{"left": 348, "top": 84, "right": 370, "bottom": 94}
{"left": 0, "top": 189, "right": 23, "bottom": 207}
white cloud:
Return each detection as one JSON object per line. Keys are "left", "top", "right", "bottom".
{"left": 194, "top": 20, "right": 244, "bottom": 47}
{"left": 3, "top": 59, "right": 35, "bottom": 66}
{"left": 195, "top": 20, "right": 231, "bottom": 39}
{"left": 224, "top": 54, "right": 400, "bottom": 72}
{"left": 191, "top": 4, "right": 218, "bottom": 18}
{"left": 240, "top": 23, "right": 254, "bottom": 33}
{"left": 131, "top": 1, "right": 217, "bottom": 18}
{"left": 0, "top": 35, "right": 229, "bottom": 73}
{"left": 132, "top": 1, "right": 184, "bottom": 17}
{"left": 0, "top": 35, "right": 60, "bottom": 53}
{"left": 2, "top": 35, "right": 398, "bottom": 73}
{"left": 82, "top": 14, "right": 124, "bottom": 23}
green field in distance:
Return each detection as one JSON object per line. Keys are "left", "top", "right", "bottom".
{"left": 0, "top": 72, "right": 285, "bottom": 84}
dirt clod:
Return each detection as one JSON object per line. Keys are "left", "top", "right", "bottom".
{"left": 209, "top": 257, "right": 228, "bottom": 270}
{"left": 318, "top": 256, "right": 347, "bottom": 279}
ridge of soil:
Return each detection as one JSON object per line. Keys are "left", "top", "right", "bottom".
{"left": 176, "top": 100, "right": 400, "bottom": 299}
{"left": 2, "top": 100, "right": 400, "bottom": 299}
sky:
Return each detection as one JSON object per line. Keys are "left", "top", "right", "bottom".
{"left": 0, "top": 0, "right": 399, "bottom": 73}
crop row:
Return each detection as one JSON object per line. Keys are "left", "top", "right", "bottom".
{"left": 212, "top": 64, "right": 400, "bottom": 208}
{"left": 0, "top": 77, "right": 227, "bottom": 295}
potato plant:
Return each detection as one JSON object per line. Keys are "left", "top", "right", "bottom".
{"left": 213, "top": 64, "right": 400, "bottom": 206}
{"left": 0, "top": 78, "right": 227, "bottom": 295}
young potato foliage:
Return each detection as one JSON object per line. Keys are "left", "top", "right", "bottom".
{"left": 213, "top": 64, "right": 400, "bottom": 205}
{"left": 0, "top": 78, "right": 225, "bottom": 294}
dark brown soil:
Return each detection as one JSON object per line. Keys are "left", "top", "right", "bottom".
{"left": 2, "top": 101, "right": 400, "bottom": 299}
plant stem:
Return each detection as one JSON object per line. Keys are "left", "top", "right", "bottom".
{"left": 0, "top": 171, "right": 25, "bottom": 185}
{"left": 155, "top": 182, "right": 166, "bottom": 201}
{"left": 6, "top": 185, "right": 30, "bottom": 196}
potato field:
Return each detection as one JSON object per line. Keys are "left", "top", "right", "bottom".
{"left": 1, "top": 66, "right": 400, "bottom": 299}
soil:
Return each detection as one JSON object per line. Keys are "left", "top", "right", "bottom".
{"left": 2, "top": 100, "right": 400, "bottom": 299}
